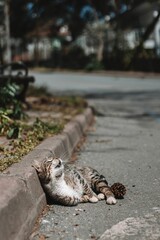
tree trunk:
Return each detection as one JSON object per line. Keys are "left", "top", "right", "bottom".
{"left": 97, "top": 33, "right": 104, "bottom": 62}
{"left": 127, "top": 10, "right": 160, "bottom": 70}
{"left": 4, "top": 0, "right": 11, "bottom": 63}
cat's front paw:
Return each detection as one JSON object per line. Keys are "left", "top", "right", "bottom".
{"left": 106, "top": 196, "right": 117, "bottom": 205}
{"left": 89, "top": 196, "right": 99, "bottom": 203}
{"left": 98, "top": 193, "right": 105, "bottom": 200}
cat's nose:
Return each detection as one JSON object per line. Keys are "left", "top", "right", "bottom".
{"left": 56, "top": 159, "right": 62, "bottom": 168}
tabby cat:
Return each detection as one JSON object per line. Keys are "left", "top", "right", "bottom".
{"left": 33, "top": 157, "right": 117, "bottom": 206}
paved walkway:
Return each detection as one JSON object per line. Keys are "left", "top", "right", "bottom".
{"left": 30, "top": 91, "right": 160, "bottom": 240}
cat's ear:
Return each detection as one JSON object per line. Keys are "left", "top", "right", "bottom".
{"left": 32, "top": 160, "right": 42, "bottom": 173}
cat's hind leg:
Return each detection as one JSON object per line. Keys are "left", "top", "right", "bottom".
{"left": 97, "top": 180, "right": 116, "bottom": 204}
{"left": 91, "top": 172, "right": 117, "bottom": 205}
{"left": 106, "top": 196, "right": 117, "bottom": 205}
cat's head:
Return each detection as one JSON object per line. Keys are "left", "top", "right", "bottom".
{"left": 33, "top": 157, "right": 64, "bottom": 184}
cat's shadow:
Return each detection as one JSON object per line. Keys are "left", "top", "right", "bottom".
{"left": 46, "top": 194, "right": 75, "bottom": 207}
{"left": 46, "top": 194, "right": 54, "bottom": 205}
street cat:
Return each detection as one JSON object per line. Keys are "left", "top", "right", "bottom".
{"left": 33, "top": 156, "right": 117, "bottom": 206}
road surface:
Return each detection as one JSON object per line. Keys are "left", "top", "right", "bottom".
{"left": 30, "top": 71, "right": 160, "bottom": 240}
{"left": 30, "top": 70, "right": 160, "bottom": 95}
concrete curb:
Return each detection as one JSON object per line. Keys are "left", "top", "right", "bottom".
{"left": 0, "top": 108, "right": 94, "bottom": 240}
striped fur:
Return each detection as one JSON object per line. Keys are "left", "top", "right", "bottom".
{"left": 33, "top": 157, "right": 116, "bottom": 206}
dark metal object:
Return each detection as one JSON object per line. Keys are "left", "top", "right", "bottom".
{"left": 0, "top": 61, "right": 35, "bottom": 104}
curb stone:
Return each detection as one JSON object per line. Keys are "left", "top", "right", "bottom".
{"left": 0, "top": 108, "right": 93, "bottom": 240}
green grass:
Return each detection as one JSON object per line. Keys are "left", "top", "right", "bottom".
{"left": 0, "top": 118, "right": 64, "bottom": 172}
{"left": 0, "top": 85, "right": 88, "bottom": 172}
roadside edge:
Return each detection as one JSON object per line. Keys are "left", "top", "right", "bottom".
{"left": 0, "top": 107, "right": 94, "bottom": 240}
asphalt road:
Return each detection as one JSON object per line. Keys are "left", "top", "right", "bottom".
{"left": 31, "top": 70, "right": 160, "bottom": 95}
{"left": 30, "top": 71, "right": 160, "bottom": 240}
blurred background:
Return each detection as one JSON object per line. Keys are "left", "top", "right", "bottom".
{"left": 0, "top": 0, "right": 160, "bottom": 72}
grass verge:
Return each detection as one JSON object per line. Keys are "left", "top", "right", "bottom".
{"left": 0, "top": 85, "right": 87, "bottom": 172}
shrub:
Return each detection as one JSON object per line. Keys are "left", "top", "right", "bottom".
{"left": 85, "top": 56, "right": 104, "bottom": 71}
{"left": 0, "top": 81, "right": 24, "bottom": 119}
{"left": 62, "top": 45, "right": 89, "bottom": 69}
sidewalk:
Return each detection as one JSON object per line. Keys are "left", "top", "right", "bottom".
{"left": 30, "top": 96, "right": 160, "bottom": 240}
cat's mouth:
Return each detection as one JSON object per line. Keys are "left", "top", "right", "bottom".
{"left": 56, "top": 170, "right": 63, "bottom": 178}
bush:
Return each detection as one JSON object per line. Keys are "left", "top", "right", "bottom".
{"left": 0, "top": 81, "right": 24, "bottom": 119}
{"left": 0, "top": 81, "right": 25, "bottom": 139}
{"left": 85, "top": 56, "right": 104, "bottom": 71}
{"left": 62, "top": 45, "right": 89, "bottom": 69}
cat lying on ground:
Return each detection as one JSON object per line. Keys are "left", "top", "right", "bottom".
{"left": 33, "top": 157, "right": 126, "bottom": 206}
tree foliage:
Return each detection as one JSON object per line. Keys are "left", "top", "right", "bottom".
{"left": 8, "top": 0, "right": 160, "bottom": 72}
{"left": 9, "top": 0, "right": 153, "bottom": 39}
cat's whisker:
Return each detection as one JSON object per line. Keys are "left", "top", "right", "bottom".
{"left": 61, "top": 159, "right": 67, "bottom": 164}
{"left": 54, "top": 149, "right": 70, "bottom": 162}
